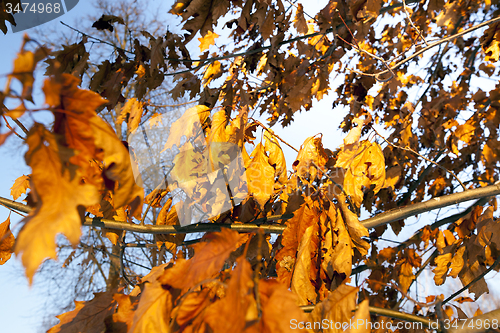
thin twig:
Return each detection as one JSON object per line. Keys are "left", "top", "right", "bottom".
{"left": 371, "top": 125, "right": 467, "bottom": 191}
{"left": 442, "top": 255, "right": 500, "bottom": 305}
{"left": 402, "top": 0, "right": 429, "bottom": 46}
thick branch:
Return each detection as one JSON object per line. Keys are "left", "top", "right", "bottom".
{"left": 300, "top": 304, "right": 433, "bottom": 327}
{"left": 1, "top": 183, "right": 500, "bottom": 234}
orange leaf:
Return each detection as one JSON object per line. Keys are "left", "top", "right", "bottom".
{"left": 198, "top": 30, "right": 219, "bottom": 52}
{"left": 48, "top": 292, "right": 116, "bottom": 333}
{"left": 291, "top": 225, "right": 318, "bottom": 305}
{"left": 15, "top": 124, "right": 100, "bottom": 284}
{"left": 129, "top": 279, "right": 173, "bottom": 333}
{"left": 203, "top": 257, "right": 256, "bottom": 332}
{"left": 308, "top": 283, "right": 358, "bottom": 332}
{"left": 159, "top": 228, "right": 245, "bottom": 290}
{"left": 10, "top": 174, "right": 30, "bottom": 200}
{"left": 0, "top": 216, "right": 15, "bottom": 265}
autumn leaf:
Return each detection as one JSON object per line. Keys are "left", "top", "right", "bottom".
{"left": 105, "top": 293, "right": 139, "bottom": 332}
{"left": 198, "top": 30, "right": 219, "bottom": 52}
{"left": 291, "top": 225, "right": 318, "bottom": 305}
{"left": 335, "top": 140, "right": 385, "bottom": 207}
{"left": 264, "top": 130, "right": 287, "bottom": 184}
{"left": 246, "top": 143, "right": 275, "bottom": 208}
{"left": 118, "top": 98, "right": 144, "bottom": 134}
{"left": 293, "top": 135, "right": 328, "bottom": 181}
{"left": 129, "top": 279, "right": 173, "bottom": 333}
{"left": 308, "top": 283, "right": 358, "bottom": 333}
{"left": 15, "top": 124, "right": 100, "bottom": 283}
{"left": 159, "top": 228, "right": 245, "bottom": 290}
{"left": 203, "top": 257, "right": 256, "bottom": 332}
{"left": 10, "top": 174, "right": 30, "bottom": 200}
{"left": 0, "top": 216, "right": 15, "bottom": 265}
{"left": 258, "top": 279, "right": 308, "bottom": 332}
{"left": 48, "top": 292, "right": 116, "bottom": 333}
{"left": 163, "top": 105, "right": 210, "bottom": 152}
{"left": 90, "top": 115, "right": 144, "bottom": 217}
{"left": 293, "top": 3, "right": 308, "bottom": 34}
{"left": 346, "top": 300, "right": 370, "bottom": 333}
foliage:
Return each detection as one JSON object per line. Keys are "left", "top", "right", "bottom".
{"left": 1, "top": 0, "right": 500, "bottom": 332}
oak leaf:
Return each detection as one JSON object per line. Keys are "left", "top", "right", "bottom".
{"left": 346, "top": 300, "right": 370, "bottom": 333}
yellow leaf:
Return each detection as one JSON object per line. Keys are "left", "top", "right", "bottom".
{"left": 90, "top": 116, "right": 144, "bottom": 217}
{"left": 129, "top": 279, "right": 173, "bottom": 333}
{"left": 291, "top": 225, "right": 317, "bottom": 305}
{"left": 346, "top": 300, "right": 370, "bottom": 333}
{"left": 247, "top": 143, "right": 275, "bottom": 208}
{"left": 15, "top": 124, "right": 100, "bottom": 284}
{"left": 10, "top": 50, "right": 35, "bottom": 100}
{"left": 293, "top": 136, "right": 328, "bottom": 181}
{"left": 163, "top": 105, "right": 210, "bottom": 152}
{"left": 10, "top": 174, "right": 30, "bottom": 200}
{"left": 0, "top": 216, "right": 15, "bottom": 265}
{"left": 343, "top": 117, "right": 364, "bottom": 146}
{"left": 433, "top": 252, "right": 452, "bottom": 285}
{"left": 335, "top": 141, "right": 385, "bottom": 207}
{"left": 118, "top": 98, "right": 144, "bottom": 134}
{"left": 264, "top": 130, "right": 286, "bottom": 183}
{"left": 203, "top": 60, "right": 222, "bottom": 86}
{"left": 198, "top": 30, "right": 219, "bottom": 52}
{"left": 308, "top": 284, "right": 358, "bottom": 333}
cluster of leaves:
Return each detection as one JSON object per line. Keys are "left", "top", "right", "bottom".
{"left": 1, "top": 0, "right": 500, "bottom": 331}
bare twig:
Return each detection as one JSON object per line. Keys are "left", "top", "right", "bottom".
{"left": 402, "top": 0, "right": 429, "bottom": 46}
{"left": 371, "top": 125, "right": 467, "bottom": 191}
{"left": 442, "top": 255, "right": 500, "bottom": 305}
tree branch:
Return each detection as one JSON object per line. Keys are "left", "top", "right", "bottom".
{"left": 1, "top": 182, "right": 500, "bottom": 234}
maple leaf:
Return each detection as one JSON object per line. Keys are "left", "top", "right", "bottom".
{"left": 15, "top": 124, "right": 100, "bottom": 283}
{"left": 198, "top": 31, "right": 219, "bottom": 52}
{"left": 159, "top": 228, "right": 246, "bottom": 290}
{"left": 47, "top": 292, "right": 116, "bottom": 333}
{"left": 10, "top": 174, "right": 30, "bottom": 200}
{"left": 0, "top": 216, "right": 15, "bottom": 265}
